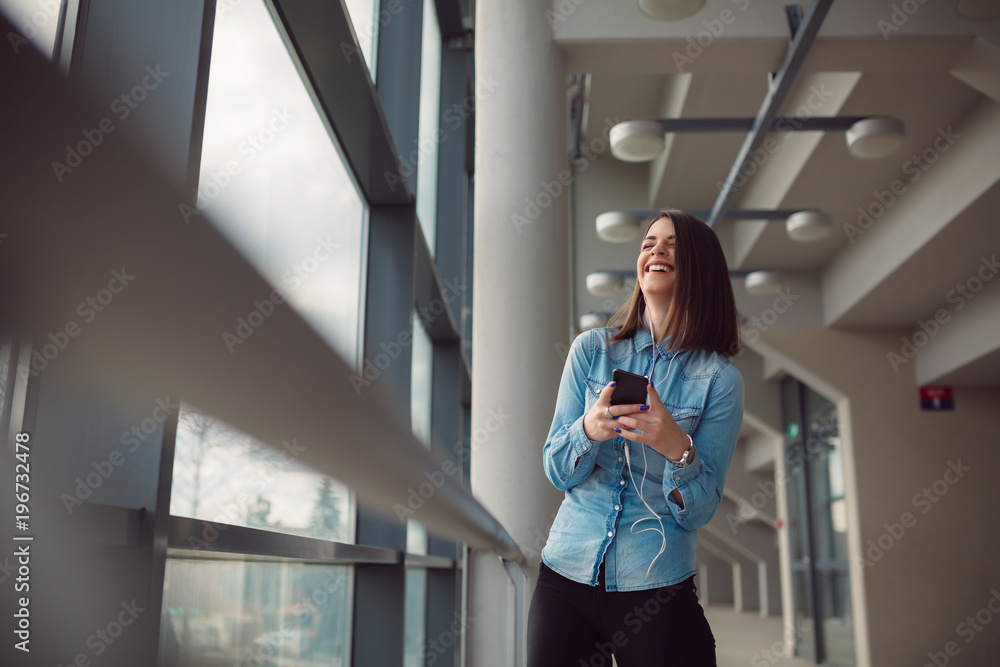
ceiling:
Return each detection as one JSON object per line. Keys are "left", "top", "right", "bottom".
{"left": 562, "top": 0, "right": 1000, "bottom": 390}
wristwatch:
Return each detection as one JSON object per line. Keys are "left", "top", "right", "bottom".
{"left": 668, "top": 436, "right": 696, "bottom": 468}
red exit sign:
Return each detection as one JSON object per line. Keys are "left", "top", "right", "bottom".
{"left": 920, "top": 386, "right": 953, "bottom": 411}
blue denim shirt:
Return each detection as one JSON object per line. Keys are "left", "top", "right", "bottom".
{"left": 540, "top": 326, "right": 744, "bottom": 591}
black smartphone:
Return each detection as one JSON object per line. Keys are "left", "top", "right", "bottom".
{"left": 610, "top": 369, "right": 649, "bottom": 406}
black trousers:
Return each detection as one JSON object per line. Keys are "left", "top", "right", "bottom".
{"left": 527, "top": 561, "right": 716, "bottom": 667}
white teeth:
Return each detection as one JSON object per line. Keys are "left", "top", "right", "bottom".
{"left": 648, "top": 265, "right": 673, "bottom": 273}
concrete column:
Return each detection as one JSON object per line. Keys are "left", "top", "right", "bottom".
{"left": 469, "top": 0, "right": 569, "bottom": 664}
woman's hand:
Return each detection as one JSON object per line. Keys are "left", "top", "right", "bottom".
{"left": 582, "top": 381, "right": 637, "bottom": 442}
{"left": 613, "top": 383, "right": 690, "bottom": 461}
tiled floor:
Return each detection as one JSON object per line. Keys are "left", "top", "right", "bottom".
{"left": 705, "top": 605, "right": 817, "bottom": 667}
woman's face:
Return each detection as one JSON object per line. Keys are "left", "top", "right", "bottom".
{"left": 636, "top": 216, "right": 677, "bottom": 301}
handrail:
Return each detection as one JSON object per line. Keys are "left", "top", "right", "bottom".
{"left": 702, "top": 524, "right": 771, "bottom": 617}
{"left": 722, "top": 488, "right": 780, "bottom": 528}
{"left": 0, "top": 39, "right": 523, "bottom": 563}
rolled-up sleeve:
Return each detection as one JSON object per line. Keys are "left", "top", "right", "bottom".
{"left": 542, "top": 331, "right": 604, "bottom": 491}
{"left": 661, "top": 362, "right": 744, "bottom": 530}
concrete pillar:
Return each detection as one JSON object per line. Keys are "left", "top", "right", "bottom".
{"left": 469, "top": 0, "right": 569, "bottom": 664}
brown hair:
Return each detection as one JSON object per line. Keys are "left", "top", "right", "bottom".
{"left": 607, "top": 209, "right": 740, "bottom": 357}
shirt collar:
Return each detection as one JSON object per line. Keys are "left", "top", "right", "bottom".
{"left": 635, "top": 314, "right": 676, "bottom": 359}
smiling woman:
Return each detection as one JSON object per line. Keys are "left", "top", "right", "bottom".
{"left": 528, "top": 209, "right": 743, "bottom": 667}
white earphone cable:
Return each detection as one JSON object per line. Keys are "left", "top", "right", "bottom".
{"left": 621, "top": 315, "right": 677, "bottom": 580}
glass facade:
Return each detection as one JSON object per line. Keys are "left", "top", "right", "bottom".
{"left": 194, "top": 0, "right": 367, "bottom": 366}
{"left": 0, "top": 0, "right": 61, "bottom": 59}
{"left": 415, "top": 0, "right": 442, "bottom": 255}
{"left": 170, "top": 403, "right": 354, "bottom": 542}
{"left": 783, "top": 378, "right": 857, "bottom": 666}
{"left": 159, "top": 560, "right": 352, "bottom": 666}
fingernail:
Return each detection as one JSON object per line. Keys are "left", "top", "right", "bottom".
{"left": 614, "top": 428, "right": 621, "bottom": 434}
{"left": 639, "top": 405, "right": 650, "bottom": 411}
{"left": 610, "top": 381, "right": 616, "bottom": 387}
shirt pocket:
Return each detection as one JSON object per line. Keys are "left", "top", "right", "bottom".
{"left": 585, "top": 375, "right": 610, "bottom": 402}
{"left": 667, "top": 406, "right": 702, "bottom": 436}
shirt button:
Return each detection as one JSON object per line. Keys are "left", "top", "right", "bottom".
{"left": 607, "top": 531, "right": 613, "bottom": 538}
{"left": 614, "top": 505, "right": 621, "bottom": 511}
{"left": 619, "top": 480, "right": 625, "bottom": 486}
{"left": 618, "top": 456, "right": 623, "bottom": 462}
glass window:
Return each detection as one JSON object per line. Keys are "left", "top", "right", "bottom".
{"left": 415, "top": 0, "right": 442, "bottom": 255}
{"left": 407, "top": 312, "right": 433, "bottom": 555}
{"left": 0, "top": 0, "right": 61, "bottom": 60}
{"left": 170, "top": 404, "right": 354, "bottom": 543}
{"left": 159, "top": 559, "right": 352, "bottom": 666}
{"left": 343, "top": 0, "right": 379, "bottom": 81}
{"left": 191, "top": 0, "right": 366, "bottom": 367}
{"left": 403, "top": 567, "right": 427, "bottom": 667}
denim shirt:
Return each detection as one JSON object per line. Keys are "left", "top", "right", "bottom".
{"left": 540, "top": 325, "right": 744, "bottom": 591}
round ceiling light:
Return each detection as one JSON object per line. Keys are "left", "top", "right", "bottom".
{"left": 744, "top": 271, "right": 784, "bottom": 297}
{"left": 597, "top": 211, "right": 643, "bottom": 242}
{"left": 638, "top": 0, "right": 707, "bottom": 21}
{"left": 610, "top": 120, "right": 665, "bottom": 162}
{"left": 579, "top": 312, "right": 609, "bottom": 331}
{"left": 786, "top": 210, "right": 833, "bottom": 242}
{"left": 956, "top": 0, "right": 1000, "bottom": 20}
{"left": 586, "top": 272, "right": 627, "bottom": 297}
{"left": 846, "top": 116, "right": 905, "bottom": 159}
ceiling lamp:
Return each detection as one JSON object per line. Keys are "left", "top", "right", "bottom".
{"left": 596, "top": 211, "right": 643, "bottom": 242}
{"left": 845, "top": 116, "right": 905, "bottom": 159}
{"left": 579, "top": 312, "right": 609, "bottom": 331}
{"left": 586, "top": 272, "right": 628, "bottom": 296}
{"left": 610, "top": 120, "right": 665, "bottom": 162}
{"left": 956, "top": 0, "right": 1000, "bottom": 20}
{"left": 744, "top": 271, "right": 784, "bottom": 297}
{"left": 786, "top": 210, "right": 833, "bottom": 242}
{"left": 638, "top": 0, "right": 706, "bottom": 21}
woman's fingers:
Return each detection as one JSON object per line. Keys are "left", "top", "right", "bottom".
{"left": 583, "top": 381, "right": 619, "bottom": 441}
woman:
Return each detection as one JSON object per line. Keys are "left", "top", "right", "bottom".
{"left": 528, "top": 209, "right": 744, "bottom": 667}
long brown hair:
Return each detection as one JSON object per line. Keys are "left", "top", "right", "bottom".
{"left": 607, "top": 209, "right": 740, "bottom": 357}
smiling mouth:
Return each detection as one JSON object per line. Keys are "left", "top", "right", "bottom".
{"left": 646, "top": 264, "right": 674, "bottom": 273}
